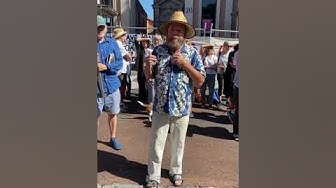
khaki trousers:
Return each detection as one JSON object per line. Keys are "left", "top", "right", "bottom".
{"left": 147, "top": 112, "right": 190, "bottom": 183}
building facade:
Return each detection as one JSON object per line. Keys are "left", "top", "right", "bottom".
{"left": 97, "top": 0, "right": 148, "bottom": 34}
{"left": 153, "top": 0, "right": 239, "bottom": 37}
{"left": 97, "top": 0, "right": 118, "bottom": 27}
{"left": 147, "top": 18, "right": 154, "bottom": 34}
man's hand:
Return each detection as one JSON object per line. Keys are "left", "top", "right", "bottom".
{"left": 124, "top": 53, "right": 132, "bottom": 61}
{"left": 97, "top": 63, "right": 107, "bottom": 72}
{"left": 144, "top": 54, "right": 157, "bottom": 68}
{"left": 146, "top": 78, "right": 154, "bottom": 86}
{"left": 144, "top": 54, "right": 157, "bottom": 80}
{"left": 171, "top": 52, "right": 186, "bottom": 68}
{"left": 218, "top": 65, "right": 225, "bottom": 70}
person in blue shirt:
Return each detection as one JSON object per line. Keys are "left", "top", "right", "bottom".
{"left": 143, "top": 11, "right": 206, "bottom": 188}
{"left": 97, "top": 15, "right": 123, "bottom": 150}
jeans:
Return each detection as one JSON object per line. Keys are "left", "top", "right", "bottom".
{"left": 201, "top": 73, "right": 216, "bottom": 105}
{"left": 217, "top": 73, "right": 225, "bottom": 97}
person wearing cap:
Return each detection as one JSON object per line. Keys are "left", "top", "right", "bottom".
{"left": 113, "top": 27, "right": 132, "bottom": 105}
{"left": 97, "top": 15, "right": 123, "bottom": 150}
{"left": 144, "top": 11, "right": 205, "bottom": 188}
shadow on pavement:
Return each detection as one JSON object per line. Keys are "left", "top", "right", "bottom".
{"left": 97, "top": 149, "right": 147, "bottom": 184}
{"left": 191, "top": 111, "right": 232, "bottom": 125}
{"left": 187, "top": 124, "right": 234, "bottom": 140}
{"left": 97, "top": 148, "right": 170, "bottom": 185}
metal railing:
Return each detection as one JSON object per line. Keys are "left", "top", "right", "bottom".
{"left": 106, "top": 25, "right": 239, "bottom": 40}
{"left": 106, "top": 25, "right": 239, "bottom": 71}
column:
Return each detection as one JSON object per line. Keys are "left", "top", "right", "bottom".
{"left": 184, "top": 0, "right": 193, "bottom": 24}
{"left": 215, "top": 0, "right": 221, "bottom": 32}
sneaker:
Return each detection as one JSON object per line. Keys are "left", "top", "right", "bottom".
{"left": 109, "top": 138, "right": 122, "bottom": 150}
{"left": 233, "top": 134, "right": 239, "bottom": 141}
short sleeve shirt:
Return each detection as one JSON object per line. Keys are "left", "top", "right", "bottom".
{"left": 152, "top": 43, "right": 206, "bottom": 117}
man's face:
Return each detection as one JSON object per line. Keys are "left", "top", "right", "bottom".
{"left": 97, "top": 25, "right": 107, "bottom": 40}
{"left": 166, "top": 23, "right": 186, "bottom": 52}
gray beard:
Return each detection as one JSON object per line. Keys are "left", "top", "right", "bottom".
{"left": 167, "top": 38, "right": 184, "bottom": 53}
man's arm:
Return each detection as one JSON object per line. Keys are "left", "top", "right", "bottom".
{"left": 123, "top": 53, "right": 132, "bottom": 62}
{"left": 105, "top": 40, "right": 123, "bottom": 74}
{"left": 117, "top": 41, "right": 132, "bottom": 62}
{"left": 172, "top": 50, "right": 205, "bottom": 88}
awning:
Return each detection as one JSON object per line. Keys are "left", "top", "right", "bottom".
{"left": 97, "top": 4, "right": 118, "bottom": 17}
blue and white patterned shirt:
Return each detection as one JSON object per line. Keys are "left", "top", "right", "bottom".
{"left": 152, "top": 43, "right": 206, "bottom": 117}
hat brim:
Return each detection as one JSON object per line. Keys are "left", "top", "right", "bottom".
{"left": 201, "top": 44, "right": 214, "bottom": 48}
{"left": 113, "top": 31, "right": 127, "bottom": 39}
{"left": 97, "top": 23, "right": 107, "bottom": 27}
{"left": 159, "top": 20, "right": 196, "bottom": 39}
{"left": 137, "top": 38, "right": 151, "bottom": 42}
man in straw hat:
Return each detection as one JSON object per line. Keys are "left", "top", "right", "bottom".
{"left": 113, "top": 27, "right": 132, "bottom": 105}
{"left": 143, "top": 11, "right": 205, "bottom": 187}
{"left": 97, "top": 15, "right": 123, "bottom": 150}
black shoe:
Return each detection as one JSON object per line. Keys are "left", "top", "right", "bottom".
{"left": 233, "top": 134, "right": 239, "bottom": 141}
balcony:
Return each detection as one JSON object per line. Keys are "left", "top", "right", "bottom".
{"left": 97, "top": 4, "right": 118, "bottom": 17}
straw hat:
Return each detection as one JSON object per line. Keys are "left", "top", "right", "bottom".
{"left": 113, "top": 27, "right": 127, "bottom": 39}
{"left": 158, "top": 11, "right": 196, "bottom": 39}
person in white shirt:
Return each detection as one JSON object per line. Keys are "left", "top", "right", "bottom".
{"left": 216, "top": 41, "right": 231, "bottom": 102}
{"left": 201, "top": 44, "right": 218, "bottom": 109}
{"left": 113, "top": 28, "right": 132, "bottom": 105}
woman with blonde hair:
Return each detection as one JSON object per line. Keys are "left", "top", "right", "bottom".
{"left": 201, "top": 44, "right": 218, "bottom": 109}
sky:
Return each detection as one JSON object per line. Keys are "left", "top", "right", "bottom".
{"left": 138, "top": 0, "right": 154, "bottom": 20}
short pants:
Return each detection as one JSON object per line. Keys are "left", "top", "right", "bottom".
{"left": 97, "top": 89, "right": 120, "bottom": 117}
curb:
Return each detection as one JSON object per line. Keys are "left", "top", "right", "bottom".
{"left": 98, "top": 184, "right": 238, "bottom": 188}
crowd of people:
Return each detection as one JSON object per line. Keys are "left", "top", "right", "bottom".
{"left": 97, "top": 10, "right": 239, "bottom": 188}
